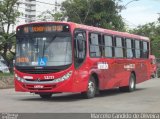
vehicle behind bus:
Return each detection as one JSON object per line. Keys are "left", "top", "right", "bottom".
{"left": 149, "top": 55, "right": 157, "bottom": 78}
{"left": 0, "top": 56, "right": 10, "bottom": 74}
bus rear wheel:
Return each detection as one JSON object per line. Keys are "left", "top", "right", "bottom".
{"left": 119, "top": 73, "right": 136, "bottom": 92}
{"left": 82, "top": 76, "right": 97, "bottom": 99}
{"left": 39, "top": 93, "right": 52, "bottom": 99}
{"left": 152, "top": 71, "right": 157, "bottom": 78}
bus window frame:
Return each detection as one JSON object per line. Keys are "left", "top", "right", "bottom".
{"left": 114, "top": 36, "right": 125, "bottom": 58}
{"left": 135, "top": 39, "right": 141, "bottom": 59}
{"left": 89, "top": 32, "right": 102, "bottom": 58}
{"left": 102, "top": 34, "right": 114, "bottom": 58}
{"left": 125, "top": 37, "right": 135, "bottom": 59}
{"left": 141, "top": 41, "right": 149, "bottom": 59}
{"left": 73, "top": 28, "right": 87, "bottom": 69}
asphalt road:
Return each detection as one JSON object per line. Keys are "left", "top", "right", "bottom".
{"left": 0, "top": 78, "right": 160, "bottom": 113}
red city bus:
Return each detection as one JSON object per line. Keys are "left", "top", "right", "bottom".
{"left": 15, "top": 22, "right": 151, "bottom": 98}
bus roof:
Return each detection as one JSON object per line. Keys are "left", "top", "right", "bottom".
{"left": 17, "top": 21, "right": 150, "bottom": 41}
{"left": 73, "top": 22, "right": 149, "bottom": 41}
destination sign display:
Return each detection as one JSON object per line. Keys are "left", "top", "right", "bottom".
{"left": 17, "top": 24, "right": 70, "bottom": 33}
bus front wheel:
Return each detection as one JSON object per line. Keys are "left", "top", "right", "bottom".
{"left": 119, "top": 73, "right": 136, "bottom": 92}
{"left": 82, "top": 76, "right": 97, "bottom": 99}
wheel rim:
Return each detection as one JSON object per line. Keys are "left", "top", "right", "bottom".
{"left": 130, "top": 77, "right": 135, "bottom": 89}
{"left": 88, "top": 81, "right": 95, "bottom": 95}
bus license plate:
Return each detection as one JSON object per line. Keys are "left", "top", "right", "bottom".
{"left": 34, "top": 85, "right": 44, "bottom": 89}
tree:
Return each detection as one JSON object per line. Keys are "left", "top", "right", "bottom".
{"left": 38, "top": 0, "right": 125, "bottom": 31}
{"left": 130, "top": 22, "right": 160, "bottom": 58}
{"left": 0, "top": 0, "right": 20, "bottom": 70}
{"left": 61, "top": 0, "right": 125, "bottom": 31}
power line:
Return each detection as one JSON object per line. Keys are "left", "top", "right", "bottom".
{"left": 17, "top": 0, "right": 61, "bottom": 6}
{"left": 17, "top": 16, "right": 53, "bottom": 21}
{"left": 36, "top": 0, "right": 60, "bottom": 6}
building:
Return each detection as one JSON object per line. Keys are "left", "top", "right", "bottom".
{"left": 1, "top": 0, "right": 64, "bottom": 32}
{"left": 16, "top": 0, "right": 36, "bottom": 25}
{"left": 24, "top": 0, "right": 36, "bottom": 23}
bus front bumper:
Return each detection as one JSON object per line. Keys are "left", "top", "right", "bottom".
{"left": 14, "top": 76, "right": 87, "bottom": 93}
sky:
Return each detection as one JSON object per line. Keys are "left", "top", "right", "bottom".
{"left": 120, "top": 0, "right": 160, "bottom": 28}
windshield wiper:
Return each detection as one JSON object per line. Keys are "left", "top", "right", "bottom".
{"left": 42, "top": 39, "right": 46, "bottom": 57}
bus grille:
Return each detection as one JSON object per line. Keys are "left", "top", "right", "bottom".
{"left": 15, "top": 65, "right": 71, "bottom": 74}
{"left": 16, "top": 68, "right": 60, "bottom": 74}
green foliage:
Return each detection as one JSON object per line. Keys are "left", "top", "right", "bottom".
{"left": 0, "top": 0, "right": 20, "bottom": 70}
{"left": 61, "top": 0, "right": 126, "bottom": 31}
{"left": 38, "top": 0, "right": 125, "bottom": 31}
{"left": 0, "top": 0, "right": 20, "bottom": 33}
{"left": 0, "top": 73, "right": 13, "bottom": 77}
{"left": 130, "top": 22, "right": 160, "bottom": 58}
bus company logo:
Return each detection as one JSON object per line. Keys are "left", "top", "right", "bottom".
{"left": 97, "top": 62, "right": 109, "bottom": 69}
{"left": 36, "top": 78, "right": 41, "bottom": 82}
{"left": 124, "top": 64, "right": 135, "bottom": 70}
{"left": 34, "top": 67, "right": 43, "bottom": 69}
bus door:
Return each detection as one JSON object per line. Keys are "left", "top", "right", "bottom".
{"left": 74, "top": 29, "right": 88, "bottom": 90}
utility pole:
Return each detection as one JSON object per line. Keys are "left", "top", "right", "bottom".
{"left": 158, "top": 13, "right": 160, "bottom": 22}
{"left": 55, "top": 0, "right": 57, "bottom": 13}
{"left": 0, "top": 22, "right": 3, "bottom": 33}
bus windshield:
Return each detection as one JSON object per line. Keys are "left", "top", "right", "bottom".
{"left": 16, "top": 34, "right": 72, "bottom": 67}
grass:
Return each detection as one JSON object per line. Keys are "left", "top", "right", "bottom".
{"left": 0, "top": 73, "right": 14, "bottom": 78}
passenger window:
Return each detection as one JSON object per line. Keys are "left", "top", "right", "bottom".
{"left": 126, "top": 39, "right": 134, "bottom": 58}
{"left": 89, "top": 33, "right": 101, "bottom": 57}
{"left": 104, "top": 35, "right": 113, "bottom": 57}
{"left": 142, "top": 41, "right": 149, "bottom": 58}
{"left": 115, "top": 37, "right": 123, "bottom": 58}
{"left": 135, "top": 40, "right": 140, "bottom": 58}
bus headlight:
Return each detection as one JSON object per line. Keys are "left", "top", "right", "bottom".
{"left": 14, "top": 71, "right": 72, "bottom": 84}
{"left": 52, "top": 71, "right": 72, "bottom": 83}
{"left": 15, "top": 74, "right": 25, "bottom": 83}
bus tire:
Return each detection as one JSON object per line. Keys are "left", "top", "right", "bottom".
{"left": 39, "top": 93, "right": 52, "bottom": 99}
{"left": 119, "top": 73, "right": 136, "bottom": 92}
{"left": 82, "top": 76, "right": 97, "bottom": 99}
{"left": 153, "top": 71, "right": 157, "bottom": 78}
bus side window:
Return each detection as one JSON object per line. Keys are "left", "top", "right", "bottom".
{"left": 135, "top": 40, "right": 140, "bottom": 58}
{"left": 104, "top": 35, "right": 113, "bottom": 58}
{"left": 74, "top": 29, "right": 86, "bottom": 67}
{"left": 126, "top": 38, "right": 134, "bottom": 58}
{"left": 142, "top": 41, "right": 149, "bottom": 58}
{"left": 89, "top": 33, "right": 101, "bottom": 57}
{"left": 115, "top": 37, "right": 124, "bottom": 58}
